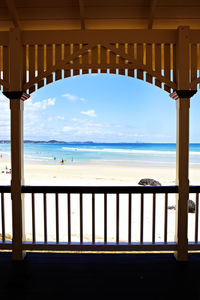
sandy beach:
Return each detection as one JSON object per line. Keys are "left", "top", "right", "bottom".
{"left": 0, "top": 157, "right": 177, "bottom": 186}
{"left": 0, "top": 155, "right": 200, "bottom": 186}
{"left": 0, "top": 156, "right": 199, "bottom": 245}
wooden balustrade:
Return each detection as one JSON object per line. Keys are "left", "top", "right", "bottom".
{"left": 0, "top": 185, "right": 200, "bottom": 253}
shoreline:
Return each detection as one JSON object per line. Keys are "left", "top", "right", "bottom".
{"left": 1, "top": 156, "right": 200, "bottom": 186}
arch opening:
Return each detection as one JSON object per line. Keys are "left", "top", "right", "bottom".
{"left": 21, "top": 74, "right": 177, "bottom": 186}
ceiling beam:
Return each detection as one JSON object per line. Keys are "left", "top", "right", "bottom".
{"left": 148, "top": 0, "right": 158, "bottom": 29}
{"left": 5, "top": 0, "right": 20, "bottom": 28}
{"left": 79, "top": 0, "right": 85, "bottom": 30}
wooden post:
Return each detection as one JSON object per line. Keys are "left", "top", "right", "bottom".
{"left": 170, "top": 91, "right": 197, "bottom": 262}
{"left": 175, "top": 97, "right": 190, "bottom": 261}
{"left": 7, "top": 28, "right": 25, "bottom": 260}
{"left": 10, "top": 98, "right": 25, "bottom": 260}
{"left": 174, "top": 26, "right": 190, "bottom": 261}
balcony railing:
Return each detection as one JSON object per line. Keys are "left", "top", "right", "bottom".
{"left": 0, "top": 185, "right": 200, "bottom": 253}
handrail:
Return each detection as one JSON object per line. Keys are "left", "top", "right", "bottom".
{"left": 0, "top": 186, "right": 11, "bottom": 193}
{"left": 0, "top": 184, "right": 199, "bottom": 193}
{"left": 189, "top": 186, "right": 200, "bottom": 193}
{"left": 20, "top": 185, "right": 179, "bottom": 194}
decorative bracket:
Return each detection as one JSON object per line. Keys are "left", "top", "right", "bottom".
{"left": 3, "top": 91, "right": 30, "bottom": 101}
{"left": 170, "top": 90, "right": 197, "bottom": 100}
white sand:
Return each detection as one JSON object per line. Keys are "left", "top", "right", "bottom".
{"left": 0, "top": 157, "right": 199, "bottom": 245}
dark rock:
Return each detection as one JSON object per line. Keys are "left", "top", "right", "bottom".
{"left": 138, "top": 178, "right": 161, "bottom": 186}
{"left": 188, "top": 199, "right": 195, "bottom": 213}
{"left": 168, "top": 205, "right": 176, "bottom": 210}
{"left": 168, "top": 199, "right": 196, "bottom": 213}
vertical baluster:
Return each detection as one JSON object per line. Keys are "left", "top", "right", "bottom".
{"left": 37, "top": 44, "right": 45, "bottom": 88}
{"left": 195, "top": 193, "right": 199, "bottom": 243}
{"left": 164, "top": 44, "right": 171, "bottom": 92}
{"left": 64, "top": 44, "right": 71, "bottom": 78}
{"left": 146, "top": 43, "right": 153, "bottom": 83}
{"left": 128, "top": 193, "right": 132, "bottom": 244}
{"left": 127, "top": 43, "right": 134, "bottom": 77}
{"left": 164, "top": 193, "right": 168, "bottom": 243}
{"left": 172, "top": 43, "right": 177, "bottom": 83}
{"left": 91, "top": 46, "right": 98, "bottom": 73}
{"left": 3, "top": 46, "right": 8, "bottom": 86}
{"left": 140, "top": 193, "right": 144, "bottom": 244}
{"left": 191, "top": 44, "right": 197, "bottom": 84}
{"left": 152, "top": 193, "right": 156, "bottom": 244}
{"left": 92, "top": 193, "right": 95, "bottom": 244}
{"left": 1, "top": 193, "right": 5, "bottom": 243}
{"left": 80, "top": 193, "right": 83, "bottom": 244}
{"left": 137, "top": 43, "right": 144, "bottom": 80}
{"left": 22, "top": 44, "right": 27, "bottom": 84}
{"left": 55, "top": 44, "right": 62, "bottom": 81}
{"left": 116, "top": 193, "right": 120, "bottom": 244}
{"left": 155, "top": 44, "right": 161, "bottom": 88}
{"left": 43, "top": 193, "right": 47, "bottom": 243}
{"left": 55, "top": 193, "right": 59, "bottom": 244}
{"left": 46, "top": 44, "right": 53, "bottom": 84}
{"left": 68, "top": 193, "right": 71, "bottom": 244}
{"left": 104, "top": 193, "right": 107, "bottom": 244}
{"left": 28, "top": 45, "right": 36, "bottom": 93}
{"left": 31, "top": 193, "right": 35, "bottom": 243}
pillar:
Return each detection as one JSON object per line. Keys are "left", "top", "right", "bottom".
{"left": 175, "top": 94, "right": 189, "bottom": 260}
{"left": 170, "top": 26, "right": 197, "bottom": 261}
{"left": 10, "top": 96, "right": 25, "bottom": 260}
{"left": 3, "top": 91, "right": 30, "bottom": 260}
{"left": 3, "top": 28, "right": 29, "bottom": 260}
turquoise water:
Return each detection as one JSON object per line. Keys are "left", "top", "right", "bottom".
{"left": 1, "top": 143, "right": 200, "bottom": 167}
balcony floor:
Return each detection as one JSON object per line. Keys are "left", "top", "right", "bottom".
{"left": 0, "top": 252, "right": 200, "bottom": 298}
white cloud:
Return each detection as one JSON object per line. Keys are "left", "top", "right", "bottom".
{"left": 47, "top": 115, "right": 65, "bottom": 121}
{"left": 22, "top": 97, "right": 56, "bottom": 139}
{"left": 62, "top": 126, "right": 74, "bottom": 132}
{"left": 62, "top": 118, "right": 117, "bottom": 139}
{"left": 56, "top": 116, "right": 65, "bottom": 120}
{"left": 81, "top": 110, "right": 96, "bottom": 117}
{"left": 62, "top": 93, "right": 85, "bottom": 102}
{"left": 25, "top": 97, "right": 56, "bottom": 111}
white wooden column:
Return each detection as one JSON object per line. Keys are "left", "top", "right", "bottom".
{"left": 3, "top": 28, "right": 27, "bottom": 260}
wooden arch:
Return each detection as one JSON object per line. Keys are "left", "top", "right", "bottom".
{"left": 1, "top": 28, "right": 200, "bottom": 95}
{"left": 23, "top": 41, "right": 177, "bottom": 94}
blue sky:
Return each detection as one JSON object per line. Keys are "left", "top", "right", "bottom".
{"left": 0, "top": 73, "right": 199, "bottom": 143}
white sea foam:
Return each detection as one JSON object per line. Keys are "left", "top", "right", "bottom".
{"left": 62, "top": 147, "right": 176, "bottom": 156}
{"left": 61, "top": 146, "right": 200, "bottom": 156}
{"left": 190, "top": 152, "right": 200, "bottom": 156}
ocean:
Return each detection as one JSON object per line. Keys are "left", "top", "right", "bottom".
{"left": 1, "top": 143, "right": 200, "bottom": 167}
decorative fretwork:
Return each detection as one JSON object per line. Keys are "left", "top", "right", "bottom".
{"left": 1, "top": 29, "right": 200, "bottom": 94}
{"left": 22, "top": 41, "right": 178, "bottom": 94}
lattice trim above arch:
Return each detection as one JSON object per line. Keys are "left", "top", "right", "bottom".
{"left": 1, "top": 29, "right": 200, "bottom": 94}
{"left": 22, "top": 41, "right": 178, "bottom": 94}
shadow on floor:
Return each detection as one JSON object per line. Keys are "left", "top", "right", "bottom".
{"left": 0, "top": 252, "right": 200, "bottom": 298}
